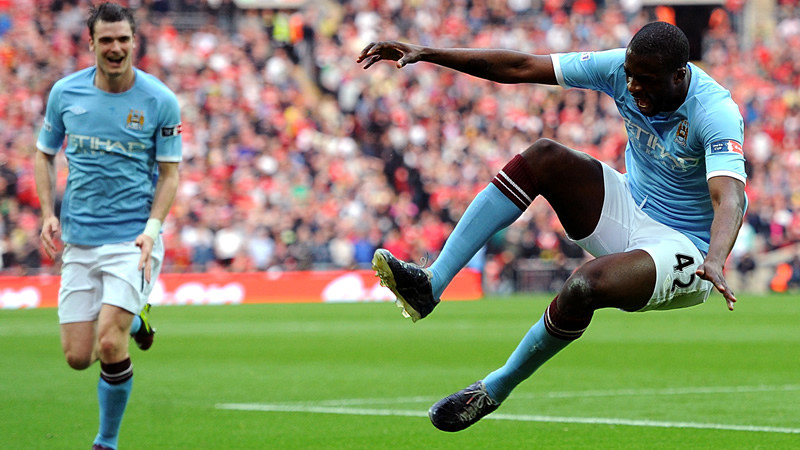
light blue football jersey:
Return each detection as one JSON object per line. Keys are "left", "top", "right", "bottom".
{"left": 37, "top": 66, "right": 182, "bottom": 246}
{"left": 552, "top": 49, "right": 747, "bottom": 253}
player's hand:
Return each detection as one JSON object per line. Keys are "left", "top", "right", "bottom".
{"left": 358, "top": 41, "right": 423, "bottom": 69}
{"left": 135, "top": 234, "right": 155, "bottom": 284}
{"left": 39, "top": 216, "right": 62, "bottom": 259}
{"left": 696, "top": 262, "right": 736, "bottom": 311}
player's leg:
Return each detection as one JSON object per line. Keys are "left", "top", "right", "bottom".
{"left": 429, "top": 249, "right": 656, "bottom": 432}
{"left": 60, "top": 321, "right": 98, "bottom": 370}
{"left": 503, "top": 219, "right": 714, "bottom": 398}
{"left": 93, "top": 240, "right": 164, "bottom": 449}
{"left": 430, "top": 163, "right": 714, "bottom": 432}
{"left": 431, "top": 138, "right": 604, "bottom": 287}
{"left": 94, "top": 302, "right": 135, "bottom": 450}
{"left": 429, "top": 161, "right": 653, "bottom": 432}
{"left": 58, "top": 245, "right": 103, "bottom": 370}
{"left": 482, "top": 250, "right": 654, "bottom": 401}
{"left": 130, "top": 302, "right": 156, "bottom": 350}
{"left": 374, "top": 138, "right": 605, "bottom": 320}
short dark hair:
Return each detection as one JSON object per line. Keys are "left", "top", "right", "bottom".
{"left": 628, "top": 22, "right": 689, "bottom": 71}
{"left": 87, "top": 2, "right": 136, "bottom": 39}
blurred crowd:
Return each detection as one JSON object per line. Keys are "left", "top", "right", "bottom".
{"left": 1, "top": 0, "right": 800, "bottom": 293}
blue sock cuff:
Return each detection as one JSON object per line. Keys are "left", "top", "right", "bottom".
{"left": 129, "top": 315, "right": 142, "bottom": 335}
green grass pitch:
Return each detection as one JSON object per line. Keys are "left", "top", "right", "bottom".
{"left": 1, "top": 292, "right": 799, "bottom": 449}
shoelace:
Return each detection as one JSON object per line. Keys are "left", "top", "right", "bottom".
{"left": 397, "top": 253, "right": 430, "bottom": 271}
{"left": 457, "top": 388, "right": 496, "bottom": 422}
{"left": 418, "top": 253, "right": 430, "bottom": 267}
{"left": 396, "top": 259, "right": 431, "bottom": 284}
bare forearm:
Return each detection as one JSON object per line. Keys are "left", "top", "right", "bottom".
{"left": 150, "top": 162, "right": 179, "bottom": 222}
{"left": 33, "top": 151, "right": 57, "bottom": 218}
{"left": 419, "top": 48, "right": 557, "bottom": 84}
{"left": 705, "top": 178, "right": 746, "bottom": 266}
{"left": 705, "top": 203, "right": 743, "bottom": 266}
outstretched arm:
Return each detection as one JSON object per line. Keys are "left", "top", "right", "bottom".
{"left": 695, "top": 175, "right": 746, "bottom": 311}
{"left": 357, "top": 41, "right": 558, "bottom": 85}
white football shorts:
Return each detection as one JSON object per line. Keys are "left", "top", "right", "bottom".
{"left": 58, "top": 237, "right": 164, "bottom": 324}
{"left": 571, "top": 162, "right": 713, "bottom": 312}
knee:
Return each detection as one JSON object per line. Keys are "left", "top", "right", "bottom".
{"left": 520, "top": 139, "right": 572, "bottom": 179}
{"left": 96, "top": 332, "right": 125, "bottom": 362}
{"left": 64, "top": 352, "right": 92, "bottom": 370}
{"left": 559, "top": 267, "right": 607, "bottom": 314}
{"left": 521, "top": 138, "right": 566, "bottom": 163}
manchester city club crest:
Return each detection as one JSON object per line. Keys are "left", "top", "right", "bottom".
{"left": 126, "top": 109, "right": 144, "bottom": 130}
{"left": 674, "top": 119, "right": 688, "bottom": 147}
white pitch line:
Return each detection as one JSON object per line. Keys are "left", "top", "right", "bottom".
{"left": 217, "top": 404, "right": 424, "bottom": 418}
{"left": 261, "top": 384, "right": 800, "bottom": 408}
{"left": 215, "top": 403, "right": 800, "bottom": 434}
{"left": 518, "top": 384, "right": 800, "bottom": 400}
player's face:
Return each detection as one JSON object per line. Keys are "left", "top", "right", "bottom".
{"left": 89, "top": 19, "right": 135, "bottom": 81}
{"left": 623, "top": 49, "right": 687, "bottom": 116}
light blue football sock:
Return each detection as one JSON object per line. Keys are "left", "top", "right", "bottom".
{"left": 429, "top": 184, "right": 522, "bottom": 298}
{"left": 483, "top": 315, "right": 572, "bottom": 403}
{"left": 129, "top": 315, "right": 142, "bottom": 335}
{"left": 95, "top": 376, "right": 133, "bottom": 449}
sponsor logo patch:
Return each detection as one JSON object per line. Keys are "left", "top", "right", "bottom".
{"left": 709, "top": 139, "right": 743, "bottom": 155}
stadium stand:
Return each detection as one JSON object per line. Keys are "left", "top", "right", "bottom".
{"left": 1, "top": 0, "right": 799, "bottom": 294}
